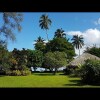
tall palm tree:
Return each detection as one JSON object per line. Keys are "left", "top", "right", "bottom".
{"left": 54, "top": 28, "right": 66, "bottom": 38}
{"left": 39, "top": 14, "right": 52, "bottom": 41}
{"left": 71, "top": 35, "right": 84, "bottom": 56}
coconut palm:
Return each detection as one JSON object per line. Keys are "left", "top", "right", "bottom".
{"left": 39, "top": 14, "right": 52, "bottom": 41}
{"left": 54, "top": 28, "right": 66, "bottom": 38}
{"left": 34, "top": 36, "right": 45, "bottom": 43}
{"left": 71, "top": 35, "right": 84, "bottom": 56}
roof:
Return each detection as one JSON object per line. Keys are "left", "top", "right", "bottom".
{"left": 69, "top": 53, "right": 100, "bottom": 66}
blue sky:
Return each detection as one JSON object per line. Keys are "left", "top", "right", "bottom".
{"left": 7, "top": 12, "right": 100, "bottom": 55}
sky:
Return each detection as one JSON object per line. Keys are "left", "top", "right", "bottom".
{"left": 6, "top": 12, "right": 100, "bottom": 55}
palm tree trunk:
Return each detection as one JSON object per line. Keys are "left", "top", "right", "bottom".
{"left": 46, "top": 29, "right": 49, "bottom": 41}
{"left": 79, "top": 48, "right": 80, "bottom": 57}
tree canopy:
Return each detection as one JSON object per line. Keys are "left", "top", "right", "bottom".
{"left": 84, "top": 46, "right": 100, "bottom": 58}
{"left": 0, "top": 12, "right": 23, "bottom": 42}
{"left": 45, "top": 37, "right": 75, "bottom": 60}
{"left": 44, "top": 51, "right": 67, "bottom": 74}
{"left": 71, "top": 35, "right": 84, "bottom": 56}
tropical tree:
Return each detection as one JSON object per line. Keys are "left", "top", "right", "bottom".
{"left": 84, "top": 46, "right": 100, "bottom": 58}
{"left": 34, "top": 36, "right": 45, "bottom": 43}
{"left": 0, "top": 12, "right": 23, "bottom": 43}
{"left": 71, "top": 35, "right": 84, "bottom": 56}
{"left": 44, "top": 51, "right": 67, "bottom": 74}
{"left": 45, "top": 37, "right": 75, "bottom": 61}
{"left": 34, "top": 36, "right": 46, "bottom": 53}
{"left": 12, "top": 48, "right": 28, "bottom": 70}
{"left": 39, "top": 14, "right": 52, "bottom": 41}
{"left": 0, "top": 44, "right": 10, "bottom": 71}
{"left": 27, "top": 50, "right": 43, "bottom": 71}
{"left": 54, "top": 28, "right": 66, "bottom": 38}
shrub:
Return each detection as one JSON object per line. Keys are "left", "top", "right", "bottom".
{"left": 12, "top": 70, "right": 21, "bottom": 76}
{"left": 6, "top": 70, "right": 21, "bottom": 76}
{"left": 5, "top": 69, "right": 31, "bottom": 76}
{"left": 0, "top": 71, "right": 5, "bottom": 75}
{"left": 21, "top": 70, "right": 31, "bottom": 76}
{"left": 63, "top": 67, "right": 72, "bottom": 75}
{"left": 6, "top": 70, "right": 12, "bottom": 76}
{"left": 63, "top": 65, "right": 78, "bottom": 75}
{"left": 80, "top": 59, "right": 100, "bottom": 85}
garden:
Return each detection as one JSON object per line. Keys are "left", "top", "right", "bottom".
{"left": 0, "top": 13, "right": 100, "bottom": 87}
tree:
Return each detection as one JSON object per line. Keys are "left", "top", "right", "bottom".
{"left": 0, "top": 12, "right": 23, "bottom": 42}
{"left": 45, "top": 37, "right": 75, "bottom": 61}
{"left": 44, "top": 51, "right": 67, "bottom": 74}
{"left": 0, "top": 44, "right": 10, "bottom": 71}
{"left": 35, "top": 42, "right": 46, "bottom": 54}
{"left": 71, "top": 35, "right": 84, "bottom": 56}
{"left": 34, "top": 36, "right": 45, "bottom": 43}
{"left": 34, "top": 36, "right": 46, "bottom": 53}
{"left": 27, "top": 50, "right": 43, "bottom": 71}
{"left": 84, "top": 46, "right": 100, "bottom": 58}
{"left": 54, "top": 28, "right": 66, "bottom": 38}
{"left": 80, "top": 59, "right": 100, "bottom": 84}
{"left": 39, "top": 14, "right": 52, "bottom": 41}
{"left": 12, "top": 48, "right": 28, "bottom": 70}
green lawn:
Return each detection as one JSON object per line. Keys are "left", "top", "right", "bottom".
{"left": 0, "top": 73, "right": 100, "bottom": 88}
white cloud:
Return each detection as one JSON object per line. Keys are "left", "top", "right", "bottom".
{"left": 65, "top": 31, "right": 83, "bottom": 36}
{"left": 94, "top": 18, "right": 100, "bottom": 25}
{"left": 33, "top": 41, "right": 36, "bottom": 45}
{"left": 65, "top": 28, "right": 100, "bottom": 55}
{"left": 44, "top": 40, "right": 48, "bottom": 43}
{"left": 84, "top": 28, "right": 100, "bottom": 45}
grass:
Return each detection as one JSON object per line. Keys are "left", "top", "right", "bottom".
{"left": 0, "top": 73, "right": 100, "bottom": 88}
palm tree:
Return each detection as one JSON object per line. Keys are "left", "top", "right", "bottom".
{"left": 39, "top": 14, "right": 52, "bottom": 41}
{"left": 54, "top": 28, "right": 66, "bottom": 38}
{"left": 71, "top": 35, "right": 84, "bottom": 56}
{"left": 34, "top": 36, "right": 45, "bottom": 43}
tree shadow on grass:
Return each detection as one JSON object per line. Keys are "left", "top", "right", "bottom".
{"left": 64, "top": 79, "right": 100, "bottom": 87}
{"left": 63, "top": 79, "right": 85, "bottom": 87}
{"left": 33, "top": 73, "right": 55, "bottom": 76}
{"left": 59, "top": 73, "right": 65, "bottom": 75}
{"left": 0, "top": 75, "right": 6, "bottom": 77}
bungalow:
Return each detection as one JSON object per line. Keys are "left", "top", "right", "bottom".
{"left": 69, "top": 53, "right": 100, "bottom": 66}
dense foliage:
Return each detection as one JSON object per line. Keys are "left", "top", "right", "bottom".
{"left": 27, "top": 49, "right": 43, "bottom": 71}
{"left": 45, "top": 37, "right": 75, "bottom": 61}
{"left": 63, "top": 65, "right": 78, "bottom": 75}
{"left": 11, "top": 48, "right": 27, "bottom": 70}
{"left": 0, "top": 44, "right": 10, "bottom": 72}
{"left": 34, "top": 42, "right": 46, "bottom": 53}
{"left": 44, "top": 51, "right": 67, "bottom": 74}
{"left": 80, "top": 59, "right": 100, "bottom": 85}
{"left": 85, "top": 46, "right": 100, "bottom": 58}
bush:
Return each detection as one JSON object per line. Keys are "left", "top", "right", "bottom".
{"left": 21, "top": 70, "right": 31, "bottom": 76}
{"left": 63, "top": 67, "right": 72, "bottom": 75}
{"left": 6, "top": 70, "right": 21, "bottom": 76}
{"left": 12, "top": 70, "right": 21, "bottom": 76}
{"left": 6, "top": 69, "right": 31, "bottom": 76}
{"left": 80, "top": 59, "right": 100, "bottom": 85}
{"left": 0, "top": 70, "right": 6, "bottom": 75}
{"left": 63, "top": 65, "right": 78, "bottom": 75}
{"left": 6, "top": 70, "right": 12, "bottom": 76}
